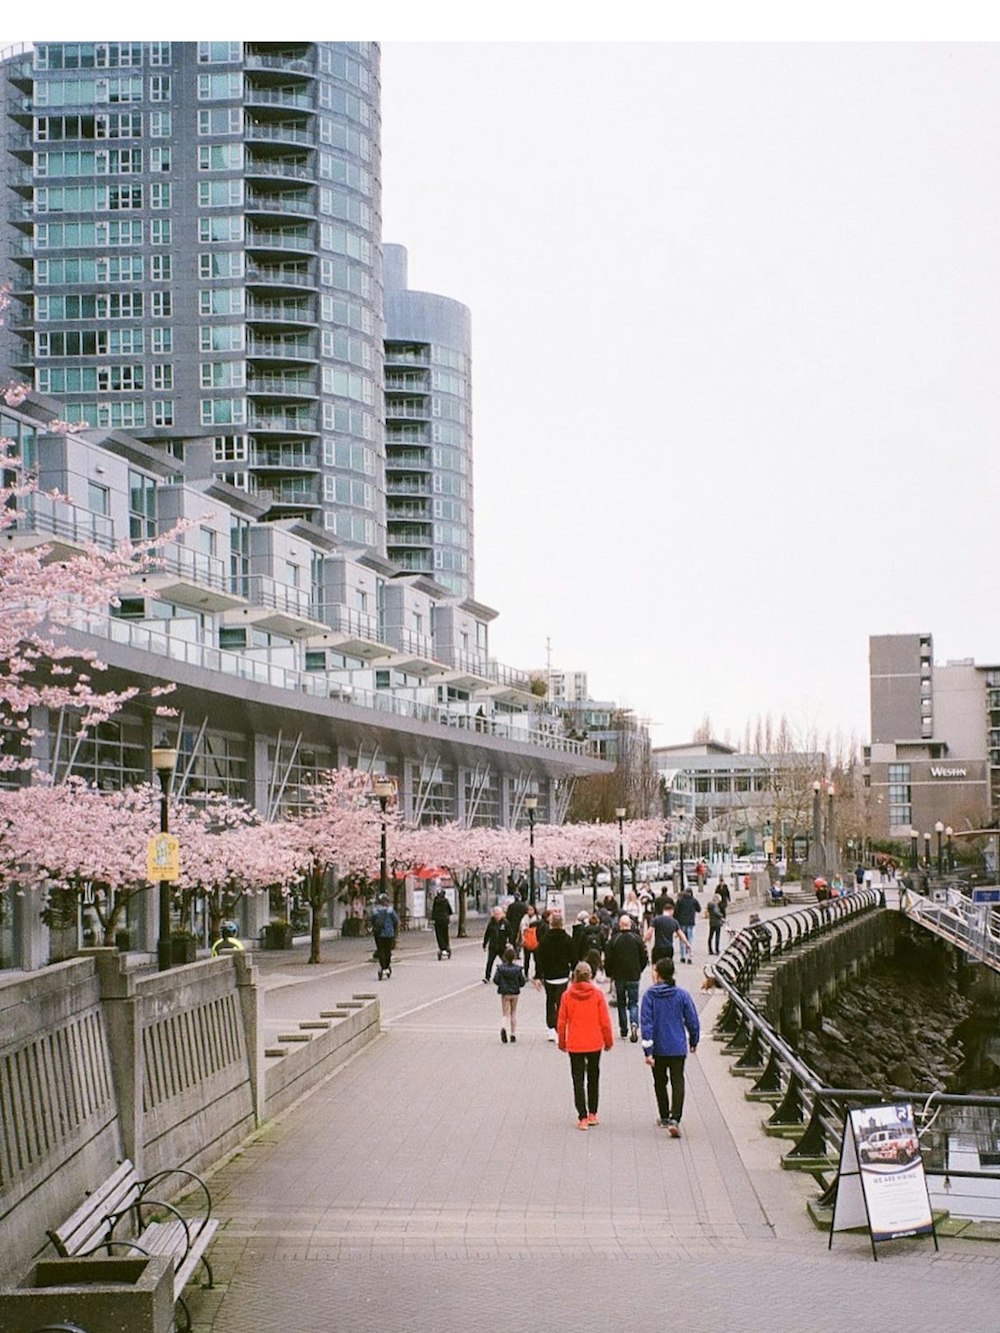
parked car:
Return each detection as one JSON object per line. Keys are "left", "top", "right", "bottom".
{"left": 859, "top": 1128, "right": 919, "bottom": 1165}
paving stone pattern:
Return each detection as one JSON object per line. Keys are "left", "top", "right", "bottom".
{"left": 189, "top": 907, "right": 1000, "bottom": 1332}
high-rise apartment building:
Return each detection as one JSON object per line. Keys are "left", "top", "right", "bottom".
{"left": 1, "top": 40, "right": 385, "bottom": 548}
{"left": 383, "top": 243, "right": 473, "bottom": 596}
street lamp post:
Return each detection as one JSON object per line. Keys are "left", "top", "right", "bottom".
{"left": 946, "top": 826, "right": 954, "bottom": 873}
{"left": 923, "top": 831, "right": 931, "bottom": 869}
{"left": 373, "top": 776, "right": 395, "bottom": 909}
{"left": 525, "top": 796, "right": 538, "bottom": 907}
{"left": 909, "top": 828, "right": 919, "bottom": 872}
{"left": 615, "top": 806, "right": 626, "bottom": 909}
{"left": 935, "top": 820, "right": 944, "bottom": 876}
{"left": 152, "top": 741, "right": 177, "bottom": 973}
{"left": 826, "top": 784, "right": 836, "bottom": 873}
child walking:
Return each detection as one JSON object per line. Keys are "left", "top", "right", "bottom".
{"left": 495, "top": 945, "right": 526, "bottom": 1043}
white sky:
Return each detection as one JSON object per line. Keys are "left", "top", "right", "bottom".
{"left": 7, "top": 12, "right": 1000, "bottom": 751}
{"left": 379, "top": 38, "right": 1000, "bottom": 750}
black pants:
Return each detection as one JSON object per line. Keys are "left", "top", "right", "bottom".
{"left": 485, "top": 946, "right": 502, "bottom": 980}
{"left": 651, "top": 1055, "right": 687, "bottom": 1123}
{"left": 569, "top": 1050, "right": 602, "bottom": 1119}
{"left": 375, "top": 937, "right": 393, "bottom": 972}
{"left": 434, "top": 920, "right": 450, "bottom": 954}
{"left": 544, "top": 980, "right": 568, "bottom": 1030}
{"left": 707, "top": 921, "right": 721, "bottom": 954}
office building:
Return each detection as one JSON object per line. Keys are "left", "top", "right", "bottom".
{"left": 867, "top": 633, "right": 992, "bottom": 841}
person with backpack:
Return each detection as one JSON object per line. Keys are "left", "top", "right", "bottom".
{"left": 533, "top": 912, "right": 576, "bottom": 1041}
{"left": 370, "top": 893, "right": 399, "bottom": 981}
{"left": 518, "top": 903, "right": 541, "bottom": 979}
{"left": 673, "top": 885, "right": 702, "bottom": 965}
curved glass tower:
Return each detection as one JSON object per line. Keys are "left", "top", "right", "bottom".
{"left": 383, "top": 243, "right": 473, "bottom": 596}
{"left": 1, "top": 40, "right": 385, "bottom": 549}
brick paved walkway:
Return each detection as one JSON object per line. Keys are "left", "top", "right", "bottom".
{"left": 188, "top": 903, "right": 1000, "bottom": 1332}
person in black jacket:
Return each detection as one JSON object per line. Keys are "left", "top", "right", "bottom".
{"left": 430, "top": 887, "right": 452, "bottom": 960}
{"left": 505, "top": 889, "right": 528, "bottom": 957}
{"left": 604, "top": 914, "right": 648, "bottom": 1041}
{"left": 482, "top": 906, "right": 511, "bottom": 983}
{"left": 533, "top": 912, "right": 577, "bottom": 1040}
{"left": 494, "top": 945, "right": 526, "bottom": 1043}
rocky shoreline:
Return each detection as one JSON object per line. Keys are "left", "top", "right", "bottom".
{"left": 794, "top": 956, "right": 976, "bottom": 1095}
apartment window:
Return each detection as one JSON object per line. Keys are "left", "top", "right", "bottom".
{"left": 197, "top": 42, "right": 242, "bottom": 63}
{"left": 149, "top": 219, "right": 171, "bottom": 245}
{"left": 214, "top": 435, "right": 248, "bottom": 462}
{"left": 149, "top": 76, "right": 171, "bottom": 102}
{"left": 199, "top": 288, "right": 245, "bottom": 315}
{"left": 197, "top": 72, "right": 242, "bottom": 99}
{"left": 198, "top": 144, "right": 242, "bottom": 171}
{"left": 150, "top": 291, "right": 172, "bottom": 317}
{"left": 151, "top": 365, "right": 173, "bottom": 391}
{"left": 128, "top": 469, "right": 156, "bottom": 541}
{"left": 197, "top": 108, "right": 242, "bottom": 135}
{"left": 200, "top": 324, "right": 244, "bottom": 351}
{"left": 150, "top": 328, "right": 172, "bottom": 353}
{"left": 200, "top": 398, "right": 246, "bottom": 425}
{"left": 199, "top": 252, "right": 244, "bottom": 279}
{"left": 152, "top": 400, "right": 174, "bottom": 426}
{"left": 148, "top": 111, "right": 172, "bottom": 137}
{"left": 200, "top": 362, "right": 245, "bottom": 389}
{"left": 149, "top": 182, "right": 171, "bottom": 209}
{"left": 148, "top": 146, "right": 171, "bottom": 172}
{"left": 198, "top": 180, "right": 244, "bottom": 207}
{"left": 147, "top": 42, "right": 172, "bottom": 66}
{"left": 87, "top": 481, "right": 109, "bottom": 516}
{"left": 199, "top": 215, "right": 243, "bottom": 242}
{"left": 150, "top": 255, "right": 171, "bottom": 281}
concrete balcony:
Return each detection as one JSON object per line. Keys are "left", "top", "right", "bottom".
{"left": 132, "top": 541, "right": 248, "bottom": 613}
{"left": 306, "top": 603, "right": 394, "bottom": 661}
{"left": 5, "top": 492, "right": 115, "bottom": 559}
{"left": 222, "top": 574, "right": 327, "bottom": 638}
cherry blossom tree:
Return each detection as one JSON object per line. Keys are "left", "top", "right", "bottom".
{"left": 283, "top": 768, "right": 389, "bottom": 963}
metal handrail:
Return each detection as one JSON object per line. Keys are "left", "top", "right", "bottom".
{"left": 710, "top": 888, "right": 1000, "bottom": 1209}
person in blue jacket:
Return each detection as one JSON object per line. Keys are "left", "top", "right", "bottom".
{"left": 639, "top": 956, "right": 699, "bottom": 1137}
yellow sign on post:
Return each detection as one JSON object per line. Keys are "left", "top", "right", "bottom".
{"left": 147, "top": 833, "right": 180, "bottom": 883}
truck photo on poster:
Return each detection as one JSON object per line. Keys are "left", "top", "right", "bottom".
{"left": 829, "top": 1103, "right": 938, "bottom": 1259}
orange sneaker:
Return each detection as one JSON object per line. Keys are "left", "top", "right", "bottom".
{"left": 578, "top": 1117, "right": 589, "bottom": 1131}
{"left": 587, "top": 1113, "right": 599, "bottom": 1126}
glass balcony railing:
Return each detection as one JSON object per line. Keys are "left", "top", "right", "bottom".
{"left": 151, "top": 540, "right": 231, "bottom": 592}
{"left": 15, "top": 492, "right": 115, "bottom": 550}
{"left": 70, "top": 612, "right": 593, "bottom": 757}
{"left": 311, "top": 603, "right": 382, "bottom": 641}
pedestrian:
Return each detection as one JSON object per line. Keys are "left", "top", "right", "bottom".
{"left": 644, "top": 898, "right": 685, "bottom": 966}
{"left": 211, "top": 920, "right": 244, "bottom": 956}
{"left": 571, "top": 910, "right": 591, "bottom": 955}
{"left": 604, "top": 913, "right": 647, "bottom": 1041}
{"left": 518, "top": 901, "right": 542, "bottom": 979}
{"left": 533, "top": 911, "right": 576, "bottom": 1041}
{"left": 706, "top": 895, "right": 725, "bottom": 955}
{"left": 370, "top": 893, "right": 399, "bottom": 981}
{"left": 557, "top": 961, "right": 614, "bottom": 1129}
{"left": 716, "top": 876, "right": 731, "bottom": 918}
{"left": 505, "top": 888, "right": 528, "bottom": 955}
{"left": 576, "top": 913, "right": 605, "bottom": 964}
{"left": 494, "top": 945, "right": 526, "bottom": 1044}
{"left": 854, "top": 863, "right": 865, "bottom": 891}
{"left": 640, "top": 957, "right": 700, "bottom": 1137}
{"left": 482, "top": 905, "right": 511, "bottom": 983}
{"left": 623, "top": 888, "right": 642, "bottom": 926}
{"left": 673, "top": 885, "right": 702, "bottom": 965}
{"left": 430, "top": 886, "right": 452, "bottom": 960}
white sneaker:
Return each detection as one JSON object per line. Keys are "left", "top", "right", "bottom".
{"left": 547, "top": 1029, "right": 557, "bottom": 1042}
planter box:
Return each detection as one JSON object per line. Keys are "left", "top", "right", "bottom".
{"left": 1, "top": 1256, "right": 174, "bottom": 1333}
{"left": 262, "top": 921, "right": 294, "bottom": 949}
{"left": 171, "top": 935, "right": 197, "bottom": 964}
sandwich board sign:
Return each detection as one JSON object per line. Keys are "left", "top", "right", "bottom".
{"left": 829, "top": 1103, "right": 938, "bottom": 1259}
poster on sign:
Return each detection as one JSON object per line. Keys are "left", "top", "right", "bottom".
{"left": 830, "top": 1102, "right": 937, "bottom": 1259}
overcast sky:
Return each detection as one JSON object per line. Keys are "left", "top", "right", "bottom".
{"left": 380, "top": 40, "right": 1000, "bottom": 751}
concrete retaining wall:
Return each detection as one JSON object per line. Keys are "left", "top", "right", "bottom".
{"left": 0, "top": 952, "right": 379, "bottom": 1288}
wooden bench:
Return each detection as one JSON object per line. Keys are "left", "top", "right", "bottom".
{"left": 46, "top": 1159, "right": 218, "bottom": 1332}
